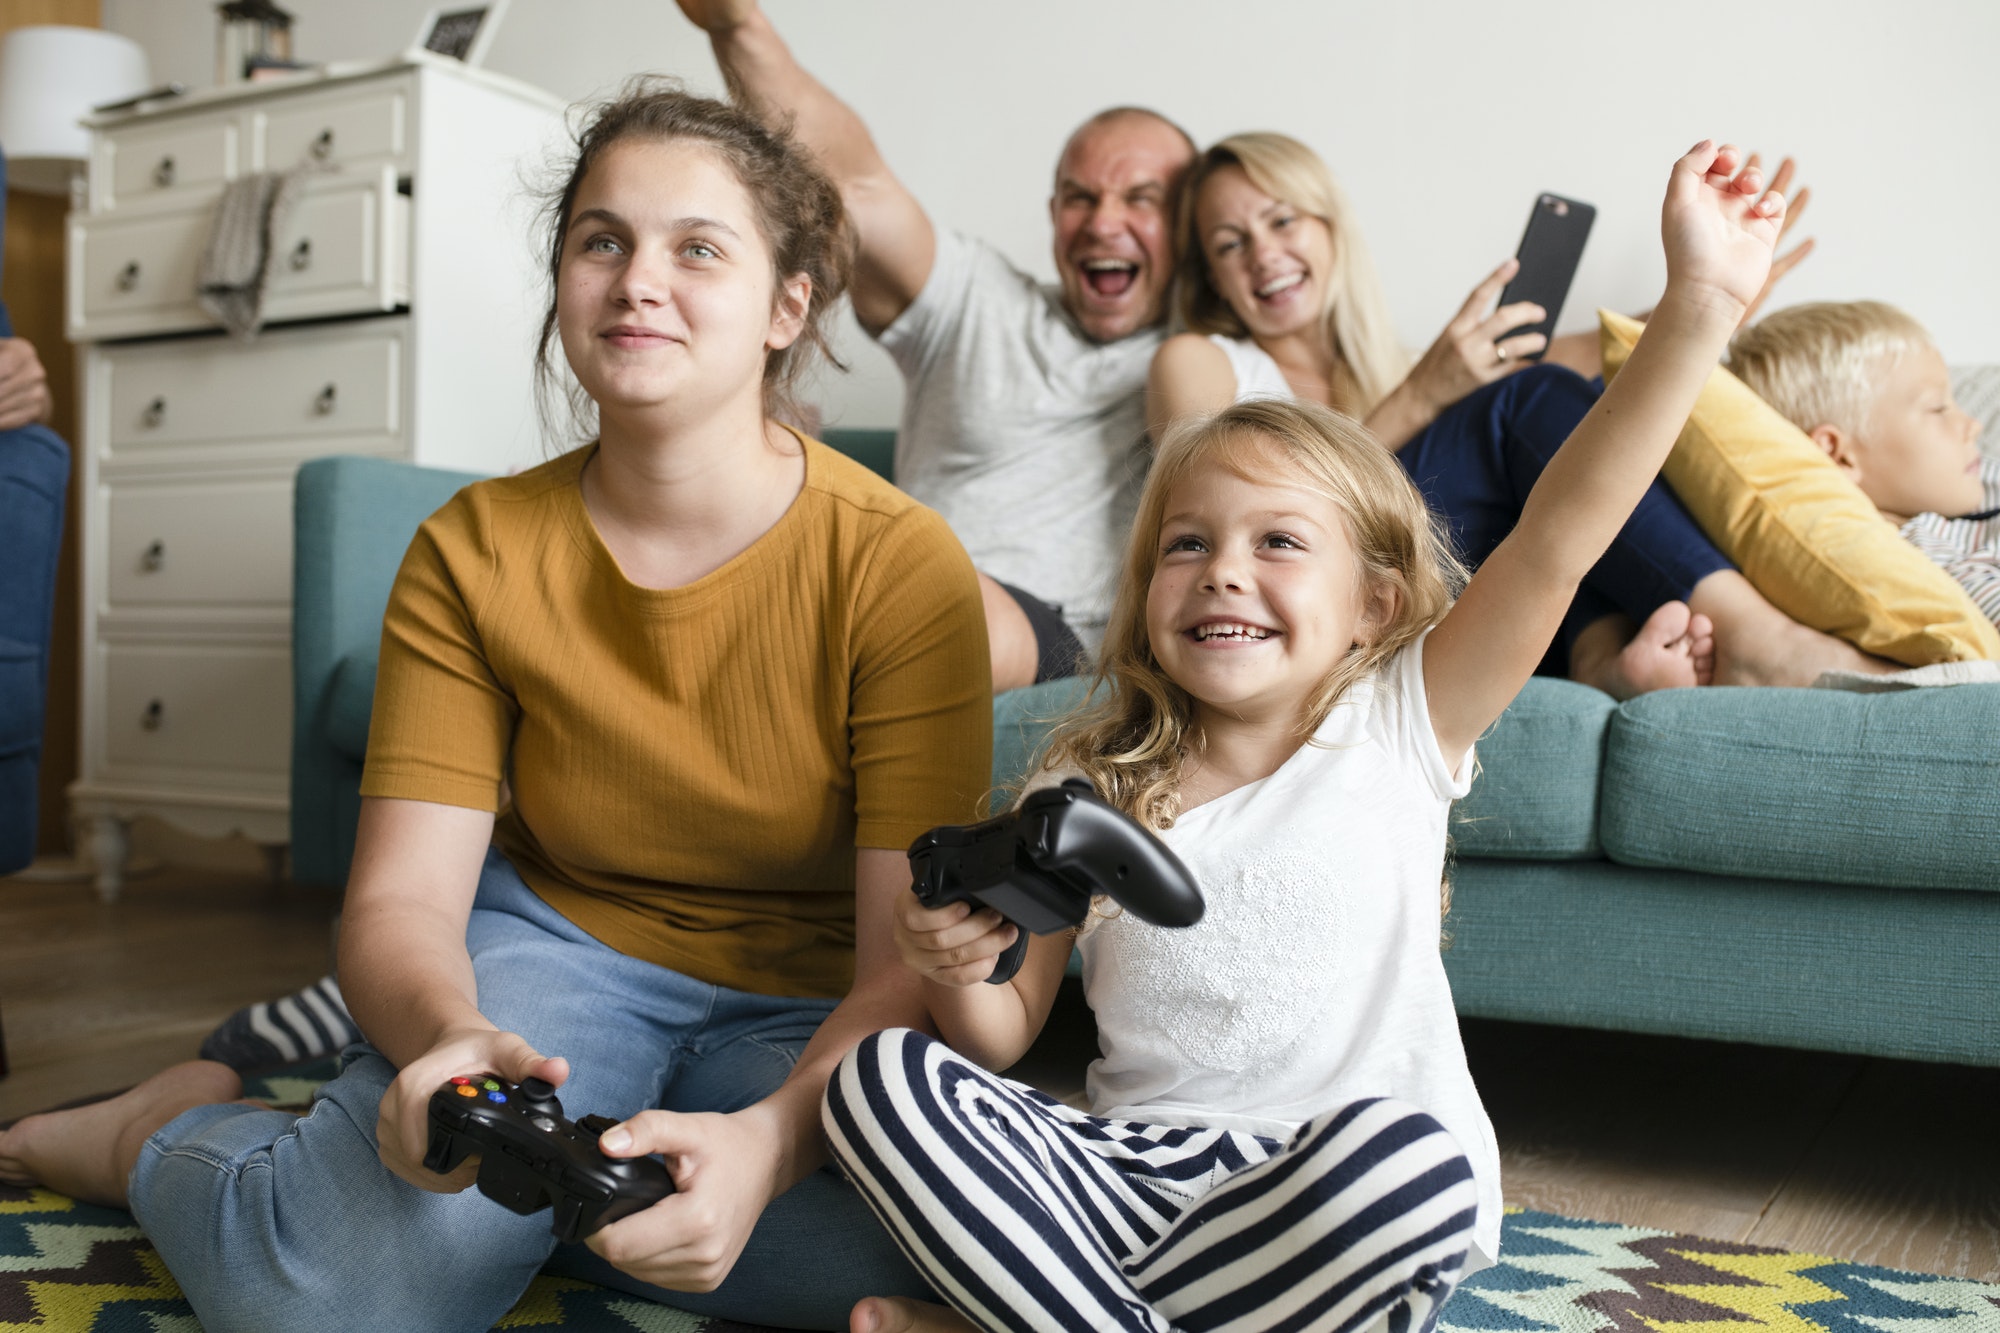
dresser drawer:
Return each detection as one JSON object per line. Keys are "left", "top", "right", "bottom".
{"left": 104, "top": 323, "right": 403, "bottom": 454}
{"left": 69, "top": 167, "right": 409, "bottom": 341}
{"left": 105, "top": 476, "right": 294, "bottom": 610}
{"left": 99, "top": 641, "right": 292, "bottom": 779}
{"left": 264, "top": 168, "right": 409, "bottom": 316}
{"left": 68, "top": 204, "right": 208, "bottom": 336}
{"left": 99, "top": 115, "right": 238, "bottom": 210}
{"left": 259, "top": 81, "right": 409, "bottom": 173}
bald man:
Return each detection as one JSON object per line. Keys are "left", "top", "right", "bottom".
{"left": 678, "top": 1, "right": 1196, "bottom": 689}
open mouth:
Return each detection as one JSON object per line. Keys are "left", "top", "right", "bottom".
{"left": 1081, "top": 258, "right": 1139, "bottom": 298}
{"left": 1255, "top": 273, "right": 1305, "bottom": 301}
{"left": 1189, "top": 621, "right": 1273, "bottom": 642}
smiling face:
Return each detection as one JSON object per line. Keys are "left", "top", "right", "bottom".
{"left": 1049, "top": 112, "right": 1193, "bottom": 344}
{"left": 555, "top": 137, "right": 806, "bottom": 430}
{"left": 1840, "top": 344, "right": 1987, "bottom": 522}
{"left": 1194, "top": 163, "right": 1335, "bottom": 343}
{"left": 1145, "top": 443, "right": 1385, "bottom": 725}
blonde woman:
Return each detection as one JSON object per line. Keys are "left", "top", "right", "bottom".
{"left": 1149, "top": 132, "right": 1886, "bottom": 694}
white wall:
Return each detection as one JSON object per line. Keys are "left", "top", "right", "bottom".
{"left": 108, "top": 0, "right": 2000, "bottom": 428}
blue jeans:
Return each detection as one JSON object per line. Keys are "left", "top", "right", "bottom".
{"left": 1398, "top": 363, "right": 1735, "bottom": 664}
{"left": 128, "top": 848, "right": 932, "bottom": 1332}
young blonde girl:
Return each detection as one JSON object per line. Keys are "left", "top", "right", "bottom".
{"left": 821, "top": 140, "right": 1789, "bottom": 1333}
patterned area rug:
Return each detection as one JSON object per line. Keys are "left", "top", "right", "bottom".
{"left": 1444, "top": 1209, "right": 2000, "bottom": 1332}
{"left": 5, "top": 1064, "right": 1997, "bottom": 1332}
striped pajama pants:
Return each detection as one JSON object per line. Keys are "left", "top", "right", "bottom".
{"left": 824, "top": 1028, "right": 1479, "bottom": 1333}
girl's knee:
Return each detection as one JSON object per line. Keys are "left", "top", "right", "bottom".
{"left": 1293, "top": 1097, "right": 1477, "bottom": 1217}
{"left": 823, "top": 1027, "right": 933, "bottom": 1126}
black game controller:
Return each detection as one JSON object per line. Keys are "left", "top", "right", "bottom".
{"left": 424, "top": 1074, "right": 673, "bottom": 1242}
{"left": 908, "top": 777, "right": 1204, "bottom": 984}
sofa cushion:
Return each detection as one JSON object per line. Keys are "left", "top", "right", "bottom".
{"left": 1600, "top": 684, "right": 2000, "bottom": 892}
{"left": 821, "top": 427, "right": 896, "bottom": 483}
{"left": 1449, "top": 676, "right": 1615, "bottom": 860}
{"left": 325, "top": 653, "right": 377, "bottom": 764}
{"left": 992, "top": 676, "right": 1092, "bottom": 799}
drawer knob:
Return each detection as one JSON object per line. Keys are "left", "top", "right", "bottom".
{"left": 141, "top": 539, "right": 166, "bottom": 572}
{"left": 311, "top": 128, "right": 335, "bottom": 160}
{"left": 141, "top": 699, "right": 164, "bottom": 732}
{"left": 289, "top": 238, "right": 312, "bottom": 271}
{"left": 142, "top": 396, "right": 167, "bottom": 428}
{"left": 313, "top": 382, "right": 338, "bottom": 415}
{"left": 116, "top": 260, "right": 142, "bottom": 292}
{"left": 153, "top": 155, "right": 176, "bottom": 188}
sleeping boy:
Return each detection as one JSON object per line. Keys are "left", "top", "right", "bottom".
{"left": 1727, "top": 300, "right": 1999, "bottom": 625}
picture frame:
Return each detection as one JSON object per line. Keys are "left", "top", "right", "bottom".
{"left": 412, "top": 0, "right": 508, "bottom": 67}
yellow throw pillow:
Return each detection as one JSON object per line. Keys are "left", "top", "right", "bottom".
{"left": 1598, "top": 309, "right": 2000, "bottom": 665}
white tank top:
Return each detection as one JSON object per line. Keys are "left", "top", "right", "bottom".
{"left": 1209, "top": 333, "right": 1295, "bottom": 403}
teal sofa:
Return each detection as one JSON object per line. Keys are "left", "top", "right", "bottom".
{"left": 292, "top": 430, "right": 2000, "bottom": 1070}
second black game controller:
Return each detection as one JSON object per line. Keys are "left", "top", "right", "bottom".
{"left": 424, "top": 1074, "right": 673, "bottom": 1242}
{"left": 908, "top": 777, "right": 1204, "bottom": 983}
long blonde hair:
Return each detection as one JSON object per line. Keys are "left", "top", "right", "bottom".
{"left": 1177, "top": 132, "right": 1411, "bottom": 417}
{"left": 1042, "top": 398, "right": 1464, "bottom": 829}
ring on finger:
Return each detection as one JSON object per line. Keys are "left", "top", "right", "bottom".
{"left": 1494, "top": 343, "right": 1510, "bottom": 364}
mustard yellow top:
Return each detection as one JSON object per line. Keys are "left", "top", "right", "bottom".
{"left": 359, "top": 437, "right": 993, "bottom": 998}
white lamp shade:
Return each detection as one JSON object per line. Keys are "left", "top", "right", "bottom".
{"left": 0, "top": 26, "right": 150, "bottom": 195}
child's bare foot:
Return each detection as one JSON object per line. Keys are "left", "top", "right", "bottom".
{"left": 1689, "top": 571, "right": 1899, "bottom": 687}
{"left": 0, "top": 1060, "right": 243, "bottom": 1206}
{"left": 850, "top": 1295, "right": 977, "bottom": 1333}
{"left": 1570, "top": 604, "right": 1715, "bottom": 699}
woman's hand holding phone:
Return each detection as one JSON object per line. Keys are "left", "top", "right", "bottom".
{"left": 1408, "top": 258, "right": 1548, "bottom": 406}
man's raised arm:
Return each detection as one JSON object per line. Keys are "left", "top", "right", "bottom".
{"left": 678, "top": 0, "right": 935, "bottom": 335}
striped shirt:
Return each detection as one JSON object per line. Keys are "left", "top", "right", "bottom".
{"left": 1901, "top": 457, "right": 2000, "bottom": 625}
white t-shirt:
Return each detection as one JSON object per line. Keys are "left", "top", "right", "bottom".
{"left": 877, "top": 230, "right": 1160, "bottom": 648}
{"left": 1075, "top": 634, "right": 1503, "bottom": 1270}
{"left": 1210, "top": 333, "right": 1293, "bottom": 403}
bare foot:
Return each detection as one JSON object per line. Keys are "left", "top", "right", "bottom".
{"left": 1570, "top": 604, "right": 1715, "bottom": 699}
{"left": 0, "top": 1060, "right": 243, "bottom": 1206}
{"left": 850, "top": 1295, "right": 978, "bottom": 1333}
{"left": 1689, "top": 570, "right": 1899, "bottom": 687}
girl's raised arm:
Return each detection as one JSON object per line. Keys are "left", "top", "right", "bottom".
{"left": 1424, "top": 142, "right": 1783, "bottom": 760}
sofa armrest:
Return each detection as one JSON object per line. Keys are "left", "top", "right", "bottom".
{"left": 291, "top": 455, "right": 485, "bottom": 888}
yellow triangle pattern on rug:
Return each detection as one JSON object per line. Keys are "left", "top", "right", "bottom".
{"left": 1440, "top": 1209, "right": 2000, "bottom": 1333}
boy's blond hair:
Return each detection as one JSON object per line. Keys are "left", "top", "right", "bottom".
{"left": 1039, "top": 397, "right": 1464, "bottom": 830}
{"left": 1727, "top": 300, "right": 1934, "bottom": 436}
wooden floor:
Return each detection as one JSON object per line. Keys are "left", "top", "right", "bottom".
{"left": 5, "top": 865, "right": 1996, "bottom": 1285}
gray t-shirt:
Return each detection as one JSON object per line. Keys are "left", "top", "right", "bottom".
{"left": 878, "top": 229, "right": 1160, "bottom": 647}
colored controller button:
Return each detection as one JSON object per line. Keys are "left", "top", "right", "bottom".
{"left": 481, "top": 1079, "right": 500, "bottom": 1091}
{"left": 455, "top": 1085, "right": 478, "bottom": 1098}
{"left": 449, "top": 1076, "right": 471, "bottom": 1085}
{"left": 487, "top": 1091, "right": 507, "bottom": 1103}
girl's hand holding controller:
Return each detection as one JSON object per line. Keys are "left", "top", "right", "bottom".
{"left": 375, "top": 1025, "right": 569, "bottom": 1195}
{"left": 893, "top": 890, "right": 1020, "bottom": 988}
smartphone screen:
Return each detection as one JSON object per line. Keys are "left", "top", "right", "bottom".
{"left": 1497, "top": 193, "right": 1596, "bottom": 359}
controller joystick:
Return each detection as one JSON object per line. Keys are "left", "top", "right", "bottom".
{"left": 515, "top": 1076, "right": 561, "bottom": 1114}
{"left": 424, "top": 1075, "right": 673, "bottom": 1242}
{"left": 908, "top": 777, "right": 1205, "bottom": 984}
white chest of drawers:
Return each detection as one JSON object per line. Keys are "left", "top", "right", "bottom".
{"left": 65, "top": 54, "right": 565, "bottom": 898}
